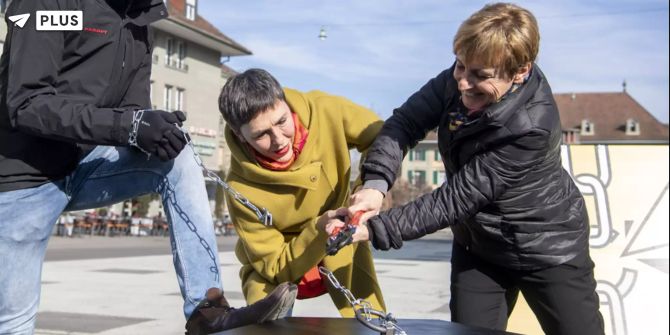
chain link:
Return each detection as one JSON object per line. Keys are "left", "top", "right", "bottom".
{"left": 180, "top": 128, "right": 272, "bottom": 226}
{"left": 144, "top": 126, "right": 275, "bottom": 291}
{"left": 319, "top": 267, "right": 406, "bottom": 335}
{"left": 128, "top": 110, "right": 152, "bottom": 157}
{"left": 320, "top": 265, "right": 360, "bottom": 306}
{"left": 160, "top": 177, "right": 220, "bottom": 283}
{"left": 176, "top": 126, "right": 407, "bottom": 332}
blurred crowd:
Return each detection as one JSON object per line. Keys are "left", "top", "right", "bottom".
{"left": 54, "top": 211, "right": 234, "bottom": 238}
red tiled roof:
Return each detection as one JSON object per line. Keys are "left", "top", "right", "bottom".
{"left": 166, "top": 0, "right": 251, "bottom": 55}
{"left": 554, "top": 92, "right": 668, "bottom": 142}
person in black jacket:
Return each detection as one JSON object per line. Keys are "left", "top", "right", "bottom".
{"left": 333, "top": 3, "right": 604, "bottom": 335}
{"left": 0, "top": 1, "right": 295, "bottom": 334}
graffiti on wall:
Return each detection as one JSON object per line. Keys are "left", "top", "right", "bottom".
{"left": 561, "top": 145, "right": 668, "bottom": 335}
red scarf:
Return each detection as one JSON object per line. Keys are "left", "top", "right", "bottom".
{"left": 248, "top": 112, "right": 326, "bottom": 299}
{"left": 250, "top": 112, "right": 309, "bottom": 171}
{"left": 296, "top": 263, "right": 328, "bottom": 299}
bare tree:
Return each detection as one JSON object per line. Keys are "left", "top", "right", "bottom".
{"left": 214, "top": 169, "right": 227, "bottom": 219}
{"left": 386, "top": 178, "right": 433, "bottom": 208}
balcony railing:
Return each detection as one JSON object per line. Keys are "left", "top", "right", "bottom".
{"left": 165, "top": 57, "right": 189, "bottom": 72}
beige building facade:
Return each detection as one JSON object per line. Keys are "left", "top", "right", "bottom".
{"left": 402, "top": 132, "right": 446, "bottom": 191}
{"left": 150, "top": 7, "right": 249, "bottom": 173}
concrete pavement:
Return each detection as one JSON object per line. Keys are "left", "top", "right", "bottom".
{"left": 34, "top": 231, "right": 458, "bottom": 335}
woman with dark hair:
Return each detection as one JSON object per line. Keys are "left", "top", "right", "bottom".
{"left": 218, "top": 68, "right": 386, "bottom": 316}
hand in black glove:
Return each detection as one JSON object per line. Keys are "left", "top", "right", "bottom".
{"left": 129, "top": 110, "right": 188, "bottom": 161}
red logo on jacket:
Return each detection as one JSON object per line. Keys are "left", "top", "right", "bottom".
{"left": 83, "top": 27, "right": 108, "bottom": 35}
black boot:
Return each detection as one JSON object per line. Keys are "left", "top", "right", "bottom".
{"left": 185, "top": 282, "right": 297, "bottom": 334}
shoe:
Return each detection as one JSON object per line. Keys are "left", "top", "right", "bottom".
{"left": 185, "top": 282, "right": 297, "bottom": 334}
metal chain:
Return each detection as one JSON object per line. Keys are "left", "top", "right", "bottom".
{"left": 144, "top": 126, "right": 272, "bottom": 291}
{"left": 320, "top": 265, "right": 361, "bottom": 307}
{"left": 176, "top": 126, "right": 407, "bottom": 333}
{"left": 180, "top": 128, "right": 272, "bottom": 226}
{"left": 160, "top": 177, "right": 220, "bottom": 283}
{"left": 128, "top": 110, "right": 152, "bottom": 157}
{"left": 319, "top": 267, "right": 407, "bottom": 335}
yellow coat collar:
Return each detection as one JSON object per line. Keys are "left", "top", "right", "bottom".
{"left": 225, "top": 88, "right": 325, "bottom": 191}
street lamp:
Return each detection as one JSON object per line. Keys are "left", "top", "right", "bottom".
{"left": 318, "top": 26, "right": 327, "bottom": 40}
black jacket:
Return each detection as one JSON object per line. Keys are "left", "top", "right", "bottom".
{"left": 0, "top": 0, "right": 167, "bottom": 191}
{"left": 361, "top": 64, "right": 589, "bottom": 270}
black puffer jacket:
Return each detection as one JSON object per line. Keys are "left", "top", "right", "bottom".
{"left": 0, "top": 0, "right": 167, "bottom": 191}
{"left": 361, "top": 64, "right": 589, "bottom": 271}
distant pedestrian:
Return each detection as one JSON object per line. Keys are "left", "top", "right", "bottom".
{"left": 60, "top": 213, "right": 74, "bottom": 237}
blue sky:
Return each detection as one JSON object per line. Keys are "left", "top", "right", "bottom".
{"left": 200, "top": 1, "right": 669, "bottom": 123}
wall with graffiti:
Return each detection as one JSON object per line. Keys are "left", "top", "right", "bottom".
{"left": 508, "top": 144, "right": 669, "bottom": 335}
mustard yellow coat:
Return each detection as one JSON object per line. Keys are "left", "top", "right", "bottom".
{"left": 224, "top": 88, "right": 386, "bottom": 316}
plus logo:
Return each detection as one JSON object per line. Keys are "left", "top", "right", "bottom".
{"left": 8, "top": 11, "right": 83, "bottom": 31}
{"left": 36, "top": 11, "right": 83, "bottom": 31}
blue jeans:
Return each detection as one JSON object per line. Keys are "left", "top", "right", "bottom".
{"left": 0, "top": 145, "right": 222, "bottom": 334}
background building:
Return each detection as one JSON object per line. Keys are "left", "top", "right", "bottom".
{"left": 150, "top": 0, "right": 250, "bottom": 216}
{"left": 403, "top": 131, "right": 446, "bottom": 191}
{"left": 556, "top": 88, "right": 669, "bottom": 144}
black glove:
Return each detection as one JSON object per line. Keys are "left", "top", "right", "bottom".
{"left": 128, "top": 110, "right": 188, "bottom": 161}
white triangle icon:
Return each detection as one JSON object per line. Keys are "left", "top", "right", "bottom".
{"left": 8, "top": 13, "right": 30, "bottom": 28}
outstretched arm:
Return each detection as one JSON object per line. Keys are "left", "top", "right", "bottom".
{"left": 351, "top": 66, "right": 456, "bottom": 224}
{"left": 358, "top": 131, "right": 550, "bottom": 250}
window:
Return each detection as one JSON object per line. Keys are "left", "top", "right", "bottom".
{"left": 434, "top": 150, "right": 441, "bottom": 161}
{"left": 433, "top": 170, "right": 447, "bottom": 185}
{"left": 415, "top": 170, "right": 426, "bottom": 186}
{"left": 409, "top": 149, "right": 427, "bottom": 161}
{"left": 413, "top": 149, "right": 426, "bottom": 161}
{"left": 175, "top": 88, "right": 185, "bottom": 112}
{"left": 562, "top": 129, "right": 580, "bottom": 144}
{"left": 408, "top": 170, "right": 426, "bottom": 186}
{"left": 164, "top": 85, "right": 173, "bottom": 111}
{"left": 625, "top": 118, "right": 640, "bottom": 135}
{"left": 581, "top": 119, "right": 594, "bottom": 136}
{"left": 186, "top": 0, "right": 197, "bottom": 20}
{"left": 177, "top": 41, "right": 186, "bottom": 69}
{"left": 166, "top": 39, "right": 187, "bottom": 70}
{"left": 166, "top": 38, "right": 174, "bottom": 66}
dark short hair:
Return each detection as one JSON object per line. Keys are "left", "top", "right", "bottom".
{"left": 218, "top": 68, "right": 286, "bottom": 132}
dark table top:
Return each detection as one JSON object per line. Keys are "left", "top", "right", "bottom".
{"left": 213, "top": 317, "right": 524, "bottom": 335}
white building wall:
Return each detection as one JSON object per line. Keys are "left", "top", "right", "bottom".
{"left": 150, "top": 29, "right": 229, "bottom": 172}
